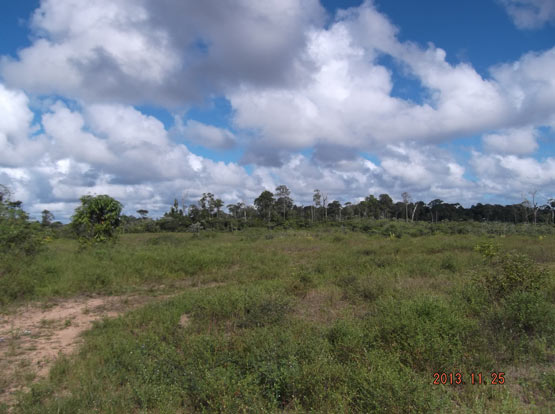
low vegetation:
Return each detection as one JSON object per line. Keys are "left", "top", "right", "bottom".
{"left": 0, "top": 227, "right": 553, "bottom": 413}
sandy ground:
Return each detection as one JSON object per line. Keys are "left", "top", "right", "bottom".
{"left": 0, "top": 294, "right": 161, "bottom": 408}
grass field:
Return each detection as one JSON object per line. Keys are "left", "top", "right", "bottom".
{"left": 1, "top": 229, "right": 554, "bottom": 413}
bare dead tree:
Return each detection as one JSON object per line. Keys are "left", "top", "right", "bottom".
{"left": 402, "top": 192, "right": 411, "bottom": 223}
{"left": 529, "top": 190, "right": 539, "bottom": 225}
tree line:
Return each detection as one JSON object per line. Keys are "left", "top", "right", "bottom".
{"left": 3, "top": 183, "right": 555, "bottom": 242}
{"left": 2, "top": 183, "right": 555, "bottom": 249}
{"left": 121, "top": 186, "right": 555, "bottom": 232}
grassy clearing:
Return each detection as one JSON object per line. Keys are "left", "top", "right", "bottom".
{"left": 1, "top": 229, "right": 554, "bottom": 413}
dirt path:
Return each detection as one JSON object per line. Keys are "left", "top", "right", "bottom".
{"left": 0, "top": 294, "right": 165, "bottom": 408}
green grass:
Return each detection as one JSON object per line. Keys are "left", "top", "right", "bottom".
{"left": 2, "top": 229, "right": 554, "bottom": 413}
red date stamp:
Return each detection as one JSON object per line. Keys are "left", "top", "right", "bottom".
{"left": 433, "top": 372, "right": 505, "bottom": 385}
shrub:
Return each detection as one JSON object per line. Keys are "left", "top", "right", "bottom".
{"left": 368, "top": 297, "right": 476, "bottom": 371}
{"left": 0, "top": 185, "right": 43, "bottom": 257}
{"left": 71, "top": 195, "right": 123, "bottom": 243}
{"left": 499, "top": 291, "right": 554, "bottom": 336}
{"left": 480, "top": 253, "right": 546, "bottom": 301}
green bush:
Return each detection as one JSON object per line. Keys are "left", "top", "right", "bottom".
{"left": 368, "top": 296, "right": 476, "bottom": 371}
{"left": 0, "top": 187, "right": 43, "bottom": 257}
{"left": 71, "top": 195, "right": 123, "bottom": 243}
{"left": 480, "top": 253, "right": 546, "bottom": 300}
{"left": 499, "top": 291, "right": 554, "bottom": 336}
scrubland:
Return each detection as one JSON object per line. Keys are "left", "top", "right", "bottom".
{"left": 1, "top": 227, "right": 553, "bottom": 413}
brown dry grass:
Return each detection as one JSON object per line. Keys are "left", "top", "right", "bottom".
{"left": 294, "top": 286, "right": 352, "bottom": 324}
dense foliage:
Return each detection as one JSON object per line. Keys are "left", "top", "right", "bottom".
{"left": 0, "top": 185, "right": 43, "bottom": 257}
{"left": 71, "top": 195, "right": 123, "bottom": 243}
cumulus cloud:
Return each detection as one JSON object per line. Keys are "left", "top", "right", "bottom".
{"left": 1, "top": 0, "right": 555, "bottom": 218}
{"left": 3, "top": 0, "right": 554, "bottom": 158}
{"left": 471, "top": 151, "right": 555, "bottom": 196}
{"left": 0, "top": 95, "right": 259, "bottom": 220}
{"left": 0, "top": 89, "right": 485, "bottom": 220}
{"left": 174, "top": 119, "right": 236, "bottom": 150}
{"left": 482, "top": 127, "right": 539, "bottom": 155}
{"left": 232, "top": 1, "right": 555, "bottom": 164}
{"left": 1, "top": 0, "right": 325, "bottom": 106}
{"left": 0, "top": 84, "right": 46, "bottom": 167}
{"left": 499, "top": 0, "right": 555, "bottom": 29}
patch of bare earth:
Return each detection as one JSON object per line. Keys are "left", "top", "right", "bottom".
{"left": 0, "top": 294, "right": 164, "bottom": 408}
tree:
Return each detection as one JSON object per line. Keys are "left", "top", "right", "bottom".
{"left": 364, "top": 195, "right": 380, "bottom": 219}
{"left": 71, "top": 195, "right": 123, "bottom": 243}
{"left": 227, "top": 204, "right": 239, "bottom": 219}
{"left": 412, "top": 201, "right": 423, "bottom": 222}
{"left": 275, "top": 185, "right": 293, "bottom": 220}
{"left": 0, "top": 185, "right": 42, "bottom": 255}
{"left": 167, "top": 199, "right": 183, "bottom": 218}
{"left": 529, "top": 190, "right": 539, "bottom": 225}
{"left": 41, "top": 209, "right": 54, "bottom": 226}
{"left": 328, "top": 200, "right": 342, "bottom": 221}
{"left": 322, "top": 192, "right": 328, "bottom": 221}
{"left": 378, "top": 194, "right": 393, "bottom": 219}
{"left": 401, "top": 192, "right": 411, "bottom": 222}
{"left": 214, "top": 199, "right": 224, "bottom": 218}
{"left": 428, "top": 199, "right": 444, "bottom": 223}
{"left": 254, "top": 190, "right": 274, "bottom": 221}
{"left": 313, "top": 189, "right": 322, "bottom": 221}
{"left": 200, "top": 193, "right": 215, "bottom": 219}
{"left": 136, "top": 209, "right": 149, "bottom": 219}
{"left": 188, "top": 204, "right": 201, "bottom": 222}
{"left": 228, "top": 202, "right": 247, "bottom": 221}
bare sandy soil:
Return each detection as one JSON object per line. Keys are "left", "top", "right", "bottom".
{"left": 0, "top": 294, "right": 161, "bottom": 408}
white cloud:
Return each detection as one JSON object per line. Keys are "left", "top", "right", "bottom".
{"left": 42, "top": 102, "right": 117, "bottom": 166}
{"left": 1, "top": 0, "right": 325, "bottom": 106}
{"left": 499, "top": 0, "right": 555, "bottom": 29}
{"left": 174, "top": 119, "right": 236, "bottom": 149}
{"left": 2, "top": 0, "right": 180, "bottom": 103}
{"left": 482, "top": 127, "right": 539, "bottom": 155}
{"left": 231, "top": 1, "right": 555, "bottom": 165}
{"left": 471, "top": 151, "right": 555, "bottom": 195}
{"left": 0, "top": 97, "right": 258, "bottom": 220}
{"left": 489, "top": 47, "right": 555, "bottom": 122}
{"left": 1, "top": 0, "right": 555, "bottom": 218}
{"left": 0, "top": 84, "right": 46, "bottom": 167}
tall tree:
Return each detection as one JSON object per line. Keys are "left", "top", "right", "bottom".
{"left": 328, "top": 200, "right": 342, "bottom": 221}
{"left": 412, "top": 201, "right": 424, "bottom": 222}
{"left": 364, "top": 195, "right": 379, "bottom": 219}
{"left": 200, "top": 193, "right": 215, "bottom": 219}
{"left": 214, "top": 199, "right": 224, "bottom": 218}
{"left": 322, "top": 192, "right": 328, "bottom": 221}
{"left": 378, "top": 194, "right": 393, "bottom": 219}
{"left": 428, "top": 199, "right": 444, "bottom": 223}
{"left": 168, "top": 199, "right": 183, "bottom": 218}
{"left": 529, "top": 190, "right": 539, "bottom": 225}
{"left": 275, "top": 185, "right": 293, "bottom": 220}
{"left": 313, "top": 189, "right": 322, "bottom": 221}
{"left": 401, "top": 192, "right": 411, "bottom": 222}
{"left": 227, "top": 203, "right": 239, "bottom": 219}
{"left": 136, "top": 209, "right": 148, "bottom": 219}
{"left": 254, "top": 190, "right": 274, "bottom": 221}
{"left": 41, "top": 209, "right": 54, "bottom": 226}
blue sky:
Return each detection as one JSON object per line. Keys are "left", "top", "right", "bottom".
{"left": 0, "top": 0, "right": 554, "bottom": 220}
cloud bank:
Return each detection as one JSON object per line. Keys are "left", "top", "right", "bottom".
{"left": 0, "top": 0, "right": 554, "bottom": 220}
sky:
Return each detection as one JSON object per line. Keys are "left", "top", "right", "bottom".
{"left": 1, "top": 0, "right": 554, "bottom": 221}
